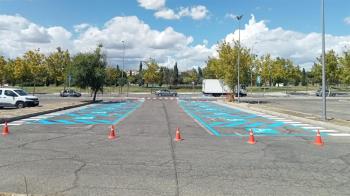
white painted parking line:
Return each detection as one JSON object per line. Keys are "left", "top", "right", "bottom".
{"left": 275, "top": 119, "right": 292, "bottom": 122}
{"left": 29, "top": 116, "right": 49, "bottom": 119}
{"left": 164, "top": 97, "right": 168, "bottom": 100}
{"left": 328, "top": 133, "right": 350, "bottom": 137}
{"left": 1, "top": 123, "right": 22, "bottom": 126}
{"left": 22, "top": 119, "right": 38, "bottom": 121}
{"left": 313, "top": 130, "right": 338, "bottom": 133}
{"left": 270, "top": 117, "right": 285, "bottom": 120}
{"left": 283, "top": 121, "right": 301, "bottom": 124}
{"left": 260, "top": 115, "right": 275, "bottom": 118}
{"left": 291, "top": 124, "right": 310, "bottom": 126}
{"left": 302, "top": 127, "right": 324, "bottom": 129}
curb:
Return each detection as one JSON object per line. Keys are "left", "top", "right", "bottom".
{"left": 217, "top": 100, "right": 350, "bottom": 133}
{"left": 0, "top": 101, "right": 100, "bottom": 124}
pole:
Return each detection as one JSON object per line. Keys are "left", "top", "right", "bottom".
{"left": 121, "top": 40, "right": 125, "bottom": 94}
{"left": 321, "top": 0, "right": 327, "bottom": 121}
{"left": 236, "top": 15, "right": 243, "bottom": 103}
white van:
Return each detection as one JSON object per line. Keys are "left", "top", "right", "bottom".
{"left": 202, "top": 79, "right": 231, "bottom": 97}
{"left": 0, "top": 87, "right": 39, "bottom": 108}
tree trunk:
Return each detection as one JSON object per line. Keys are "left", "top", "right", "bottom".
{"left": 93, "top": 90, "right": 98, "bottom": 102}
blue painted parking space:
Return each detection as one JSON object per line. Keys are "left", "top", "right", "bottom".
{"left": 26, "top": 100, "right": 143, "bottom": 125}
{"left": 179, "top": 100, "right": 325, "bottom": 137}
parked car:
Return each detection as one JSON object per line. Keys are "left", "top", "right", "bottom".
{"left": 60, "top": 89, "right": 82, "bottom": 97}
{"left": 0, "top": 87, "right": 39, "bottom": 108}
{"left": 155, "top": 89, "right": 177, "bottom": 97}
{"left": 316, "top": 88, "right": 336, "bottom": 97}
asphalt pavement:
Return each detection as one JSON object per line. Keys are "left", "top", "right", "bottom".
{"left": 0, "top": 98, "right": 350, "bottom": 195}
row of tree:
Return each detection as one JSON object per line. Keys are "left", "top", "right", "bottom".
{"left": 204, "top": 41, "right": 350, "bottom": 91}
{"left": 1, "top": 42, "right": 350, "bottom": 101}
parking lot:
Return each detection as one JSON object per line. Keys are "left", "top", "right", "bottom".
{"left": 1, "top": 97, "right": 350, "bottom": 195}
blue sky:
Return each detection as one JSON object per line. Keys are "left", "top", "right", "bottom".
{"left": 0, "top": 0, "right": 349, "bottom": 70}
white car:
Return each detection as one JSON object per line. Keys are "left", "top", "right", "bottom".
{"left": 0, "top": 87, "right": 39, "bottom": 108}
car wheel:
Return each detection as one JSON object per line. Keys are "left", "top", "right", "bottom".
{"left": 16, "top": 101, "right": 25, "bottom": 109}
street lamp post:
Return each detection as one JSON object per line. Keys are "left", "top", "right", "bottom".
{"left": 321, "top": 0, "right": 327, "bottom": 121}
{"left": 236, "top": 15, "right": 243, "bottom": 103}
{"left": 121, "top": 40, "right": 125, "bottom": 94}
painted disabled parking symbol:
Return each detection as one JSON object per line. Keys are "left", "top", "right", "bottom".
{"left": 246, "top": 128, "right": 279, "bottom": 135}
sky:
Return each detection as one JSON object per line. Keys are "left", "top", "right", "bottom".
{"left": 0, "top": 0, "right": 349, "bottom": 70}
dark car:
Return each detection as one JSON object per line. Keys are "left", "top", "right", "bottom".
{"left": 316, "top": 88, "right": 336, "bottom": 97}
{"left": 155, "top": 89, "right": 177, "bottom": 97}
{"left": 60, "top": 89, "right": 82, "bottom": 97}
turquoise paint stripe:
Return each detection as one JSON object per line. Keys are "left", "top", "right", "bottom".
{"left": 220, "top": 121, "right": 246, "bottom": 128}
{"left": 94, "top": 119, "right": 113, "bottom": 124}
{"left": 244, "top": 122, "right": 264, "bottom": 128}
{"left": 209, "top": 121, "right": 228, "bottom": 126}
{"left": 221, "top": 133, "right": 322, "bottom": 137}
{"left": 267, "top": 122, "right": 285, "bottom": 128}
{"left": 54, "top": 119, "right": 77, "bottom": 125}
{"left": 38, "top": 119, "right": 56, "bottom": 125}
{"left": 74, "top": 119, "right": 97, "bottom": 124}
{"left": 179, "top": 101, "right": 221, "bottom": 136}
{"left": 111, "top": 101, "right": 143, "bottom": 125}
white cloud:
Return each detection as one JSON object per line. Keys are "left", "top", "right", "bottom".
{"left": 0, "top": 14, "right": 214, "bottom": 70}
{"left": 224, "top": 15, "right": 350, "bottom": 70}
{"left": 137, "top": 0, "right": 208, "bottom": 20}
{"left": 154, "top": 6, "right": 208, "bottom": 20}
{"left": 155, "top": 8, "right": 179, "bottom": 20}
{"left": 225, "top": 13, "right": 237, "bottom": 20}
{"left": 0, "top": 14, "right": 73, "bottom": 58}
{"left": 345, "top": 17, "right": 350, "bottom": 25}
{"left": 186, "top": 5, "right": 208, "bottom": 20}
{"left": 137, "top": 0, "right": 165, "bottom": 10}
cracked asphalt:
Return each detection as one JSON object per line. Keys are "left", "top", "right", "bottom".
{"left": 0, "top": 99, "right": 350, "bottom": 195}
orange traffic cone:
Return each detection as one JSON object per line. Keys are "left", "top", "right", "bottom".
{"left": 2, "top": 121, "right": 9, "bottom": 136}
{"left": 174, "top": 128, "right": 183, "bottom": 142}
{"left": 247, "top": 129, "right": 256, "bottom": 144}
{"left": 108, "top": 125, "right": 116, "bottom": 139}
{"left": 314, "top": 129, "right": 324, "bottom": 145}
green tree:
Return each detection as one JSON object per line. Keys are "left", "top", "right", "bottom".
{"left": 301, "top": 68, "right": 307, "bottom": 86}
{"left": 46, "top": 47, "right": 71, "bottom": 86}
{"left": 197, "top": 66, "right": 203, "bottom": 84}
{"left": 105, "top": 66, "right": 118, "bottom": 86}
{"left": 144, "top": 59, "right": 160, "bottom": 88}
{"left": 72, "top": 45, "right": 107, "bottom": 102}
{"left": 316, "top": 50, "right": 341, "bottom": 86}
{"left": 0, "top": 56, "right": 7, "bottom": 85}
{"left": 22, "top": 49, "right": 48, "bottom": 93}
{"left": 3, "top": 59, "right": 16, "bottom": 86}
{"left": 173, "top": 62, "right": 179, "bottom": 85}
{"left": 340, "top": 50, "right": 350, "bottom": 84}
{"left": 182, "top": 68, "right": 199, "bottom": 84}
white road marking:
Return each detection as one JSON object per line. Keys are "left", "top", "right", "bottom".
{"left": 275, "top": 119, "right": 293, "bottom": 122}
{"left": 1, "top": 123, "right": 22, "bottom": 126}
{"left": 270, "top": 117, "right": 285, "bottom": 120}
{"left": 291, "top": 124, "right": 310, "bottom": 126}
{"left": 328, "top": 133, "right": 350, "bottom": 137}
{"left": 313, "top": 130, "right": 338, "bottom": 133}
{"left": 283, "top": 121, "right": 301, "bottom": 124}
{"left": 302, "top": 127, "right": 324, "bottom": 129}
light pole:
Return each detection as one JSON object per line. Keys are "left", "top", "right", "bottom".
{"left": 321, "top": 0, "right": 327, "bottom": 121}
{"left": 121, "top": 40, "right": 125, "bottom": 94}
{"left": 236, "top": 15, "right": 243, "bottom": 103}
{"left": 250, "top": 42, "right": 257, "bottom": 96}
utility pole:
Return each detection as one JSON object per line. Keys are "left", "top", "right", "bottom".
{"left": 236, "top": 15, "right": 243, "bottom": 103}
{"left": 121, "top": 40, "right": 125, "bottom": 95}
{"left": 321, "top": 0, "right": 327, "bottom": 121}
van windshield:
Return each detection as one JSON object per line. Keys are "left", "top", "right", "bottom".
{"left": 14, "top": 90, "right": 28, "bottom": 96}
